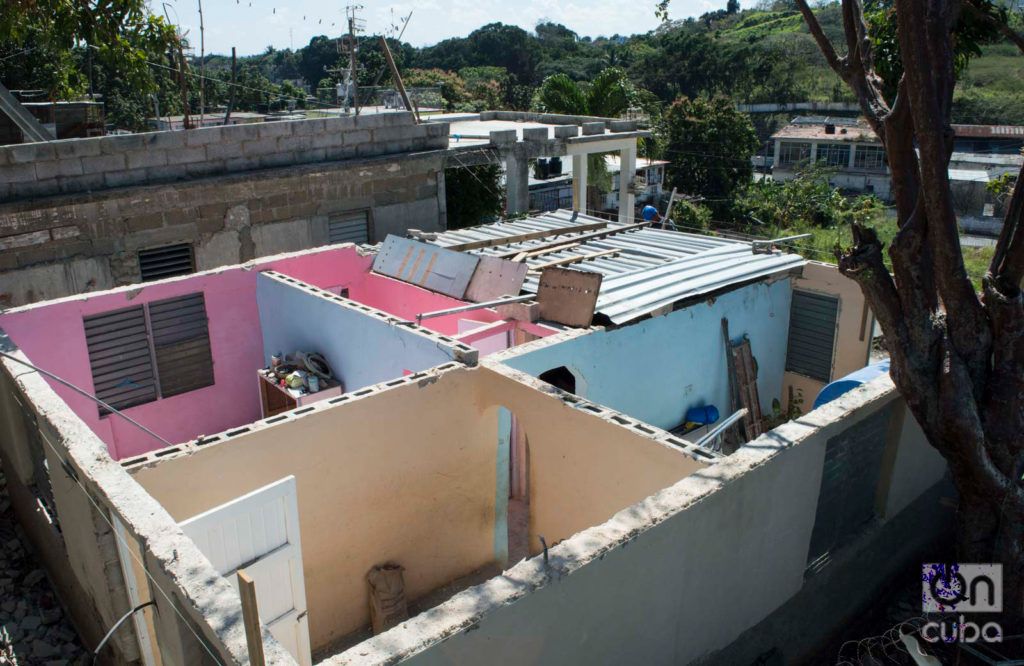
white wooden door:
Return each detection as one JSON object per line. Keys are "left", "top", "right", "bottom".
{"left": 178, "top": 476, "right": 312, "bottom": 666}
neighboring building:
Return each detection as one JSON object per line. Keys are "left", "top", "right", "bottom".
{"left": 0, "top": 110, "right": 649, "bottom": 308}
{"left": 148, "top": 112, "right": 268, "bottom": 131}
{"left": 771, "top": 116, "right": 1016, "bottom": 222}
{"left": 952, "top": 123, "right": 1024, "bottom": 154}
{"left": 0, "top": 211, "right": 950, "bottom": 666}
{"left": 528, "top": 154, "right": 669, "bottom": 213}
{"left": 771, "top": 116, "right": 892, "bottom": 199}
{"left": 0, "top": 100, "right": 105, "bottom": 145}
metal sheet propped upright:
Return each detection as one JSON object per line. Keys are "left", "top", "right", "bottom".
{"left": 536, "top": 266, "right": 603, "bottom": 328}
{"left": 372, "top": 235, "right": 480, "bottom": 299}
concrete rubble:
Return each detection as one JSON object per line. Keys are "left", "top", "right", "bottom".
{"left": 0, "top": 468, "right": 85, "bottom": 666}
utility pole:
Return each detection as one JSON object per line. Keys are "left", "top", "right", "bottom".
{"left": 198, "top": 0, "right": 206, "bottom": 126}
{"left": 344, "top": 5, "right": 364, "bottom": 116}
{"left": 224, "top": 47, "right": 237, "bottom": 125}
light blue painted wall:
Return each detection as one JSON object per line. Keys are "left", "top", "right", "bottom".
{"left": 503, "top": 279, "right": 793, "bottom": 431}
{"left": 256, "top": 273, "right": 457, "bottom": 392}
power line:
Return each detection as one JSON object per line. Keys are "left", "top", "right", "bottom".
{"left": 0, "top": 351, "right": 225, "bottom": 664}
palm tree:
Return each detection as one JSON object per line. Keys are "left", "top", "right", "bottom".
{"left": 535, "top": 67, "right": 639, "bottom": 197}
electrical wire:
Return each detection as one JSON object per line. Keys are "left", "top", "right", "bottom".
{"left": 0, "top": 350, "right": 172, "bottom": 447}
{"left": 0, "top": 350, "right": 226, "bottom": 664}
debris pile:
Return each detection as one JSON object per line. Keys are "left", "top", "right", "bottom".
{"left": 0, "top": 469, "right": 85, "bottom": 665}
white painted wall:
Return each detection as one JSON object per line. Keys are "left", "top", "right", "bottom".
{"left": 256, "top": 273, "right": 457, "bottom": 392}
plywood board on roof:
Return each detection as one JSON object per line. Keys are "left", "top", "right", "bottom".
{"left": 464, "top": 256, "right": 528, "bottom": 302}
{"left": 373, "top": 235, "right": 479, "bottom": 299}
{"left": 536, "top": 267, "right": 602, "bottom": 327}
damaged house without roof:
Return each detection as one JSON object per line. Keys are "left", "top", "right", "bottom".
{"left": 0, "top": 212, "right": 950, "bottom": 665}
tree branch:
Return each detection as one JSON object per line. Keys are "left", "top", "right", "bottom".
{"left": 794, "top": 0, "right": 847, "bottom": 77}
{"left": 894, "top": 0, "right": 991, "bottom": 392}
{"left": 963, "top": 0, "right": 1024, "bottom": 54}
{"left": 990, "top": 162, "right": 1024, "bottom": 291}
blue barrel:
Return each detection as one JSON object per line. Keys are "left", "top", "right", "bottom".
{"left": 685, "top": 404, "right": 720, "bottom": 425}
{"left": 813, "top": 359, "right": 891, "bottom": 409}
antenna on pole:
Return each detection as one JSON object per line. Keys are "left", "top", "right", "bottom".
{"left": 197, "top": 0, "right": 206, "bottom": 125}
{"left": 342, "top": 5, "right": 365, "bottom": 116}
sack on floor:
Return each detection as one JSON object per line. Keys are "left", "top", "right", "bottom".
{"left": 366, "top": 563, "right": 408, "bottom": 634}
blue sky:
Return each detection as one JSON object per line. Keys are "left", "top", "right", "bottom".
{"left": 163, "top": 0, "right": 721, "bottom": 56}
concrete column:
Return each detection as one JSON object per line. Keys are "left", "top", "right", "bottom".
{"left": 772, "top": 140, "right": 781, "bottom": 169}
{"left": 504, "top": 153, "right": 530, "bottom": 215}
{"left": 809, "top": 142, "right": 818, "bottom": 165}
{"left": 618, "top": 145, "right": 637, "bottom": 224}
{"left": 848, "top": 144, "right": 857, "bottom": 169}
{"left": 572, "top": 153, "right": 588, "bottom": 213}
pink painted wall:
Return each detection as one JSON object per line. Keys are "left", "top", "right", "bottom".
{"left": 346, "top": 273, "right": 499, "bottom": 335}
{"left": 0, "top": 246, "right": 373, "bottom": 460}
{"left": 0, "top": 243, "right": 547, "bottom": 460}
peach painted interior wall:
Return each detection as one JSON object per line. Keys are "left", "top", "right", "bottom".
{"left": 476, "top": 366, "right": 708, "bottom": 553}
{"left": 130, "top": 365, "right": 708, "bottom": 650}
{"left": 131, "top": 366, "right": 499, "bottom": 651}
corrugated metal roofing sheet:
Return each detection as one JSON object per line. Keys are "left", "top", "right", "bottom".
{"left": 429, "top": 211, "right": 806, "bottom": 324}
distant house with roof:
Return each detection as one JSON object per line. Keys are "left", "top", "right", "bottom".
{"left": 771, "top": 116, "right": 1020, "bottom": 227}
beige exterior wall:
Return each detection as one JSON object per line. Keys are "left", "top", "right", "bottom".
{"left": 784, "top": 261, "right": 873, "bottom": 413}
{"left": 333, "top": 376, "right": 947, "bottom": 666}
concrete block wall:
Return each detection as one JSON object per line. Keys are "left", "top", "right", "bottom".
{"left": 0, "top": 147, "right": 447, "bottom": 307}
{"left": 0, "top": 343, "right": 297, "bottom": 665}
{"left": 0, "top": 113, "right": 448, "bottom": 203}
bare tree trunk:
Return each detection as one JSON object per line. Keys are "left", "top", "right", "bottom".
{"left": 794, "top": 0, "right": 1024, "bottom": 625}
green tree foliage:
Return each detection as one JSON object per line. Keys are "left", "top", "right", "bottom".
{"left": 734, "top": 168, "right": 882, "bottom": 229}
{"left": 402, "top": 69, "right": 469, "bottom": 110}
{"left": 0, "top": 0, "right": 178, "bottom": 96}
{"left": 535, "top": 67, "right": 639, "bottom": 117}
{"left": 659, "top": 95, "right": 760, "bottom": 215}
{"left": 535, "top": 67, "right": 645, "bottom": 191}
{"left": 444, "top": 165, "right": 505, "bottom": 229}
{"left": 298, "top": 36, "right": 342, "bottom": 90}
{"left": 0, "top": 0, "right": 181, "bottom": 129}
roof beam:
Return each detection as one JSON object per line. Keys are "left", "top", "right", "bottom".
{"left": 495, "top": 220, "right": 652, "bottom": 260}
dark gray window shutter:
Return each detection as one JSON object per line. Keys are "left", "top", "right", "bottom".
{"left": 139, "top": 243, "right": 195, "bottom": 282}
{"left": 84, "top": 306, "right": 158, "bottom": 414}
{"left": 328, "top": 211, "right": 370, "bottom": 245}
{"left": 786, "top": 290, "right": 839, "bottom": 382}
{"left": 149, "top": 293, "right": 214, "bottom": 398}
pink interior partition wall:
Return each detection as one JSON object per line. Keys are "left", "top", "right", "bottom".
{"left": 0, "top": 245, "right": 374, "bottom": 461}
{"left": 345, "top": 272, "right": 501, "bottom": 336}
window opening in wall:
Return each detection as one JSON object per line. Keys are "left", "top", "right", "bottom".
{"left": 83, "top": 292, "right": 213, "bottom": 416}
{"left": 138, "top": 243, "right": 195, "bottom": 282}
{"left": 853, "top": 145, "right": 888, "bottom": 170}
{"left": 538, "top": 366, "right": 576, "bottom": 394}
{"left": 785, "top": 290, "right": 839, "bottom": 383}
{"left": 778, "top": 142, "right": 812, "bottom": 167}
{"left": 328, "top": 210, "right": 371, "bottom": 245}
{"left": 817, "top": 143, "right": 850, "bottom": 168}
